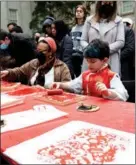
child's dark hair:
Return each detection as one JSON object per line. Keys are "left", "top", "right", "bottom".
{"left": 83, "top": 39, "right": 110, "bottom": 60}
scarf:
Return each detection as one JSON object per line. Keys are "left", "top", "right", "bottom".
{"left": 34, "top": 56, "right": 55, "bottom": 86}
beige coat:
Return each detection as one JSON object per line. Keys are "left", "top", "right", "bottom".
{"left": 81, "top": 15, "right": 125, "bottom": 74}
{"left": 4, "top": 59, "right": 71, "bottom": 84}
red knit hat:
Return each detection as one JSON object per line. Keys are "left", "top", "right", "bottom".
{"left": 39, "top": 37, "right": 57, "bottom": 53}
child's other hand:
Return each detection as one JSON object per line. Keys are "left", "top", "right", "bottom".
{"left": 96, "top": 82, "right": 109, "bottom": 96}
{"left": 50, "top": 82, "right": 60, "bottom": 89}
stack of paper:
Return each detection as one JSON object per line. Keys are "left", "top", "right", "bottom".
{"left": 1, "top": 94, "right": 24, "bottom": 109}
{"left": 1, "top": 104, "right": 68, "bottom": 133}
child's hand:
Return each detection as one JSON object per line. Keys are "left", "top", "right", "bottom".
{"left": 50, "top": 82, "right": 60, "bottom": 89}
{"left": 96, "top": 82, "right": 109, "bottom": 96}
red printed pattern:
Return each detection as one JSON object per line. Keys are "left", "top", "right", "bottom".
{"left": 1, "top": 81, "right": 16, "bottom": 87}
{"left": 37, "top": 128, "right": 128, "bottom": 164}
{"left": 1, "top": 81, "right": 22, "bottom": 92}
{"left": 7, "top": 86, "right": 46, "bottom": 96}
{"left": 38, "top": 92, "right": 86, "bottom": 105}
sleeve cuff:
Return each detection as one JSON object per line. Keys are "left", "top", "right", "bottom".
{"left": 103, "top": 89, "right": 128, "bottom": 101}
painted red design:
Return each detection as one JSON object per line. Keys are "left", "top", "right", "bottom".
{"left": 38, "top": 92, "right": 86, "bottom": 105}
{"left": 7, "top": 86, "right": 46, "bottom": 96}
{"left": 37, "top": 128, "right": 128, "bottom": 164}
{"left": 1, "top": 81, "right": 21, "bottom": 92}
{"left": 1, "top": 81, "right": 18, "bottom": 87}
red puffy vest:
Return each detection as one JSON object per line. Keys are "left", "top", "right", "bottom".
{"left": 82, "top": 66, "right": 115, "bottom": 97}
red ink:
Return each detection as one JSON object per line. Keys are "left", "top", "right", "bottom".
{"left": 37, "top": 128, "right": 127, "bottom": 164}
{"left": 7, "top": 86, "right": 46, "bottom": 96}
{"left": 52, "top": 84, "right": 57, "bottom": 89}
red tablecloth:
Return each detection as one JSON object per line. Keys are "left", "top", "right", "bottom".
{"left": 1, "top": 87, "right": 135, "bottom": 164}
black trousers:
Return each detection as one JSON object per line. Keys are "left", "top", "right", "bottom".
{"left": 72, "top": 55, "right": 83, "bottom": 78}
{"left": 122, "top": 80, "right": 135, "bottom": 103}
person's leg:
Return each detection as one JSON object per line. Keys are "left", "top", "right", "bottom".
{"left": 75, "top": 58, "right": 83, "bottom": 77}
{"left": 72, "top": 56, "right": 83, "bottom": 77}
{"left": 130, "top": 66, "right": 135, "bottom": 80}
{"left": 121, "top": 62, "right": 130, "bottom": 81}
{"left": 122, "top": 80, "right": 135, "bottom": 103}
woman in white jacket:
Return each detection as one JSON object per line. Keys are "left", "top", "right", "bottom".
{"left": 81, "top": 1, "right": 125, "bottom": 75}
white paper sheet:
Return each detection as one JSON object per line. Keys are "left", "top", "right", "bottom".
{"left": 1, "top": 94, "right": 24, "bottom": 109}
{"left": 4, "top": 121, "right": 135, "bottom": 164}
{"left": 1, "top": 104, "right": 68, "bottom": 133}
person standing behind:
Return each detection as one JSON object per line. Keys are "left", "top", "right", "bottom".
{"left": 10, "top": 25, "right": 23, "bottom": 34}
{"left": 51, "top": 20, "right": 74, "bottom": 79}
{"left": 71, "top": 5, "right": 87, "bottom": 77}
{"left": 34, "top": 32, "right": 41, "bottom": 45}
{"left": 7, "top": 22, "right": 17, "bottom": 33}
{"left": 42, "top": 16, "right": 55, "bottom": 37}
{"left": 122, "top": 18, "right": 133, "bottom": 28}
{"left": 81, "top": 1, "right": 125, "bottom": 75}
{"left": 121, "top": 18, "right": 135, "bottom": 80}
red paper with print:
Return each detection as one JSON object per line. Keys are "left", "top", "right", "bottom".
{"left": 3, "top": 121, "right": 134, "bottom": 164}
{"left": 1, "top": 81, "right": 21, "bottom": 92}
{"left": 1, "top": 81, "right": 15, "bottom": 87}
{"left": 7, "top": 86, "right": 47, "bottom": 96}
{"left": 37, "top": 92, "right": 86, "bottom": 105}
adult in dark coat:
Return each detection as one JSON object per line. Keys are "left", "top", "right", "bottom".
{"left": 51, "top": 20, "right": 74, "bottom": 79}
{"left": 121, "top": 24, "right": 135, "bottom": 80}
{"left": 7, "top": 22, "right": 17, "bottom": 33}
{"left": 0, "top": 30, "right": 36, "bottom": 68}
{"left": 10, "top": 25, "right": 23, "bottom": 34}
{"left": 42, "top": 16, "right": 55, "bottom": 37}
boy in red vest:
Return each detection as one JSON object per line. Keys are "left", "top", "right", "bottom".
{"left": 50, "top": 39, "right": 128, "bottom": 101}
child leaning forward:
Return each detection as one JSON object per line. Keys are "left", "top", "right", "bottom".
{"left": 50, "top": 39, "right": 128, "bottom": 101}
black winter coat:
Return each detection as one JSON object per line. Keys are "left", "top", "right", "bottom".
{"left": 121, "top": 26, "right": 135, "bottom": 80}
{"left": 56, "top": 34, "right": 74, "bottom": 79}
{"left": 8, "top": 33, "right": 36, "bottom": 67}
